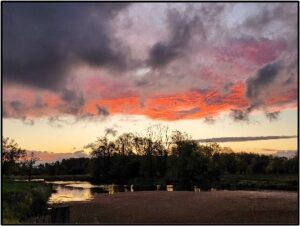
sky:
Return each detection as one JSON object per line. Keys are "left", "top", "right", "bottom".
{"left": 2, "top": 3, "right": 298, "bottom": 162}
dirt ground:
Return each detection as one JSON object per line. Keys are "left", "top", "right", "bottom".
{"left": 67, "top": 190, "right": 298, "bottom": 224}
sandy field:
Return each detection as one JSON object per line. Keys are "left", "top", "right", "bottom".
{"left": 66, "top": 190, "right": 298, "bottom": 224}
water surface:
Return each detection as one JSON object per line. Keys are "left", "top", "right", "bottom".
{"left": 47, "top": 181, "right": 107, "bottom": 204}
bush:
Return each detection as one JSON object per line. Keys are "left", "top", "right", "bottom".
{"left": 2, "top": 181, "right": 52, "bottom": 223}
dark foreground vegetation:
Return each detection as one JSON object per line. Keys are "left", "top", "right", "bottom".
{"left": 2, "top": 180, "right": 52, "bottom": 224}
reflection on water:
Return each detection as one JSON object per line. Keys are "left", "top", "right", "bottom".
{"left": 46, "top": 181, "right": 177, "bottom": 204}
{"left": 47, "top": 181, "right": 106, "bottom": 204}
{"left": 48, "top": 185, "right": 93, "bottom": 204}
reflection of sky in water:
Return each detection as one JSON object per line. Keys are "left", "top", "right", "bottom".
{"left": 47, "top": 181, "right": 103, "bottom": 188}
{"left": 47, "top": 181, "right": 165, "bottom": 204}
{"left": 48, "top": 184, "right": 94, "bottom": 204}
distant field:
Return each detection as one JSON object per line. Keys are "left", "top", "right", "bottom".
{"left": 66, "top": 190, "right": 298, "bottom": 224}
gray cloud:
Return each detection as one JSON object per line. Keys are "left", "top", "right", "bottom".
{"left": 48, "top": 116, "right": 64, "bottom": 128}
{"left": 148, "top": 8, "right": 204, "bottom": 68}
{"left": 265, "top": 111, "right": 280, "bottom": 121}
{"left": 96, "top": 105, "right": 110, "bottom": 117}
{"left": 4, "top": 101, "right": 34, "bottom": 125}
{"left": 147, "top": 3, "right": 227, "bottom": 68}
{"left": 242, "top": 4, "right": 297, "bottom": 47}
{"left": 245, "top": 61, "right": 282, "bottom": 108}
{"left": 10, "top": 100, "right": 24, "bottom": 112}
{"left": 28, "top": 150, "right": 89, "bottom": 164}
{"left": 3, "top": 3, "right": 129, "bottom": 90}
{"left": 2, "top": 3, "right": 297, "bottom": 124}
{"left": 203, "top": 117, "right": 215, "bottom": 125}
{"left": 59, "top": 89, "right": 85, "bottom": 115}
{"left": 105, "top": 127, "right": 118, "bottom": 137}
{"left": 230, "top": 109, "right": 250, "bottom": 122}
{"left": 196, "top": 135, "right": 297, "bottom": 143}
{"left": 176, "top": 107, "right": 200, "bottom": 118}
{"left": 262, "top": 149, "right": 297, "bottom": 158}
{"left": 273, "top": 150, "right": 297, "bottom": 158}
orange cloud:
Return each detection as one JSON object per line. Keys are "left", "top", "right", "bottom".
{"left": 3, "top": 81, "right": 296, "bottom": 122}
{"left": 81, "top": 83, "right": 249, "bottom": 121}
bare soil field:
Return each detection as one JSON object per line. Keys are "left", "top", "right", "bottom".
{"left": 67, "top": 190, "right": 298, "bottom": 224}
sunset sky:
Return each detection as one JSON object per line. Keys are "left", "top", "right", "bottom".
{"left": 3, "top": 3, "right": 298, "bottom": 161}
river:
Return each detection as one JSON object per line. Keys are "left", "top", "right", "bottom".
{"left": 46, "top": 181, "right": 109, "bottom": 204}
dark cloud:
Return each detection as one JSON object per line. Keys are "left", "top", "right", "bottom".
{"left": 105, "top": 127, "right": 118, "bottom": 137}
{"left": 245, "top": 61, "right": 282, "bottom": 107}
{"left": 203, "top": 117, "right": 215, "bottom": 125}
{"left": 22, "top": 118, "right": 35, "bottom": 126}
{"left": 230, "top": 109, "right": 250, "bottom": 122}
{"left": 242, "top": 4, "right": 297, "bottom": 43}
{"left": 6, "top": 101, "right": 28, "bottom": 119}
{"left": 34, "top": 97, "right": 47, "bottom": 109}
{"left": 147, "top": 4, "right": 225, "bottom": 68}
{"left": 29, "top": 150, "right": 89, "bottom": 163}
{"left": 265, "top": 111, "right": 280, "bottom": 121}
{"left": 48, "top": 116, "right": 64, "bottom": 128}
{"left": 3, "top": 100, "right": 35, "bottom": 125}
{"left": 96, "top": 105, "right": 110, "bottom": 117}
{"left": 3, "top": 3, "right": 129, "bottom": 90}
{"left": 148, "top": 9, "right": 202, "bottom": 68}
{"left": 196, "top": 135, "right": 297, "bottom": 143}
{"left": 10, "top": 100, "right": 25, "bottom": 112}
{"left": 59, "top": 89, "right": 85, "bottom": 115}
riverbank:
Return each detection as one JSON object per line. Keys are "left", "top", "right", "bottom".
{"left": 65, "top": 190, "right": 298, "bottom": 224}
{"left": 6, "top": 173, "right": 298, "bottom": 191}
{"left": 2, "top": 180, "right": 52, "bottom": 224}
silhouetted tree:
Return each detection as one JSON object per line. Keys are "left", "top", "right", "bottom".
{"left": 2, "top": 137, "right": 26, "bottom": 175}
{"left": 22, "top": 152, "right": 39, "bottom": 181}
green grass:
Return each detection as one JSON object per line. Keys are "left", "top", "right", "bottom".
{"left": 2, "top": 180, "right": 52, "bottom": 224}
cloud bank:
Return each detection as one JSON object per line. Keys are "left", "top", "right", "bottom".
{"left": 3, "top": 3, "right": 297, "bottom": 123}
{"left": 27, "top": 150, "right": 89, "bottom": 163}
{"left": 196, "top": 135, "right": 297, "bottom": 143}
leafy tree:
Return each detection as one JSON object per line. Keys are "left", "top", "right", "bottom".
{"left": 2, "top": 137, "right": 26, "bottom": 175}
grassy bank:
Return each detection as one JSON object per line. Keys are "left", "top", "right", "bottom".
{"left": 2, "top": 180, "right": 52, "bottom": 224}
{"left": 216, "top": 174, "right": 298, "bottom": 191}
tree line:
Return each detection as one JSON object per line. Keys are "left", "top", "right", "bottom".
{"left": 2, "top": 125, "right": 298, "bottom": 190}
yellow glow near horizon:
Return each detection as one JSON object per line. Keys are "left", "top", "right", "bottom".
{"left": 3, "top": 108, "right": 298, "bottom": 154}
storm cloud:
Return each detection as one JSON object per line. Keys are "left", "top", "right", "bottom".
{"left": 3, "top": 3, "right": 129, "bottom": 90}
{"left": 246, "top": 61, "right": 282, "bottom": 107}
{"left": 2, "top": 3, "right": 297, "bottom": 123}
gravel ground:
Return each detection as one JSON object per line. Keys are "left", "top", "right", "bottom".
{"left": 66, "top": 190, "right": 298, "bottom": 224}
